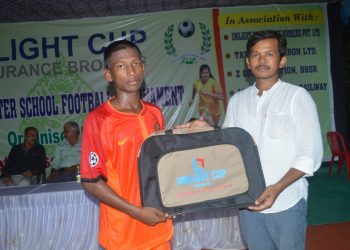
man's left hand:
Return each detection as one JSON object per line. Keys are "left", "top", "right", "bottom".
{"left": 249, "top": 168, "right": 306, "bottom": 211}
{"left": 248, "top": 185, "right": 280, "bottom": 211}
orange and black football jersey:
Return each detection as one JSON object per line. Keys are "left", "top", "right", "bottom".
{"left": 81, "top": 100, "right": 173, "bottom": 250}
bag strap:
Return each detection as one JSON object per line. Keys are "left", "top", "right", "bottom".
{"left": 164, "top": 125, "right": 221, "bottom": 135}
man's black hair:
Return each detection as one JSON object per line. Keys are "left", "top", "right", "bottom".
{"left": 24, "top": 127, "right": 38, "bottom": 135}
{"left": 246, "top": 30, "right": 287, "bottom": 57}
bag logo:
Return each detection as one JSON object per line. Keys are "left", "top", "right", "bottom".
{"left": 193, "top": 158, "right": 205, "bottom": 173}
{"left": 176, "top": 158, "right": 227, "bottom": 188}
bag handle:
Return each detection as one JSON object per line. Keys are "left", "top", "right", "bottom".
{"left": 164, "top": 125, "right": 221, "bottom": 135}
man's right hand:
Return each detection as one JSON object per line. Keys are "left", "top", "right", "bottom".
{"left": 174, "top": 119, "right": 211, "bottom": 130}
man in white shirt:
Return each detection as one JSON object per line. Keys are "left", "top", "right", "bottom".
{"left": 178, "top": 30, "right": 323, "bottom": 249}
{"left": 46, "top": 121, "right": 81, "bottom": 182}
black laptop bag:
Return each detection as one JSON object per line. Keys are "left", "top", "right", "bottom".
{"left": 138, "top": 126, "right": 266, "bottom": 215}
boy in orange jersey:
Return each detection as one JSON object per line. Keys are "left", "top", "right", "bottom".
{"left": 80, "top": 40, "right": 173, "bottom": 250}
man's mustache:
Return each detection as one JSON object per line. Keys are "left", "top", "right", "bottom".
{"left": 255, "top": 65, "right": 270, "bottom": 70}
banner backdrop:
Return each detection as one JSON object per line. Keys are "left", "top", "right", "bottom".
{"left": 0, "top": 3, "right": 333, "bottom": 167}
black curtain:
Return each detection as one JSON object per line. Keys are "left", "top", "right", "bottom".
{"left": 327, "top": 1, "right": 349, "bottom": 146}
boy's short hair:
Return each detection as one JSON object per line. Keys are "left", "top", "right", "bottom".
{"left": 104, "top": 40, "right": 142, "bottom": 69}
{"left": 246, "top": 30, "right": 287, "bottom": 57}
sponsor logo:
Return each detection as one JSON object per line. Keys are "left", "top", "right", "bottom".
{"left": 176, "top": 158, "right": 227, "bottom": 188}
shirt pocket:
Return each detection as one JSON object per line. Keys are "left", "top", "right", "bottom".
{"left": 265, "top": 111, "right": 290, "bottom": 139}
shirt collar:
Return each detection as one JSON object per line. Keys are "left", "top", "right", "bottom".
{"left": 253, "top": 79, "right": 282, "bottom": 97}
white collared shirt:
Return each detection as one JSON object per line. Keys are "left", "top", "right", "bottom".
{"left": 51, "top": 139, "right": 82, "bottom": 169}
{"left": 224, "top": 79, "right": 323, "bottom": 213}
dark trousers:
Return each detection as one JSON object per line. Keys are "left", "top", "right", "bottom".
{"left": 45, "top": 168, "right": 76, "bottom": 183}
